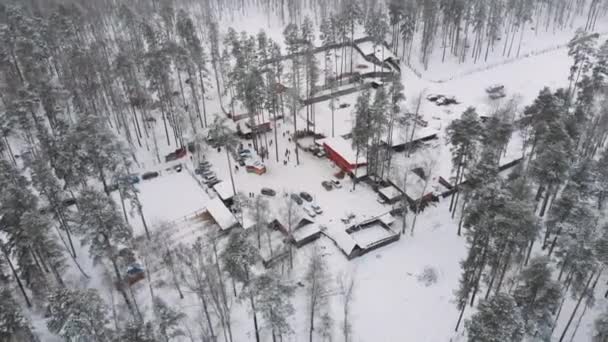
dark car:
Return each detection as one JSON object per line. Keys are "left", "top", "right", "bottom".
{"left": 142, "top": 171, "right": 160, "bottom": 180}
{"left": 195, "top": 161, "right": 211, "bottom": 174}
{"left": 62, "top": 198, "right": 77, "bottom": 207}
{"left": 321, "top": 181, "right": 333, "bottom": 191}
{"left": 261, "top": 188, "right": 277, "bottom": 197}
{"left": 290, "top": 193, "right": 303, "bottom": 205}
{"left": 299, "top": 192, "right": 313, "bottom": 202}
{"left": 207, "top": 179, "right": 222, "bottom": 187}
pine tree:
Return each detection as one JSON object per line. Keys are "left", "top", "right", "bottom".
{"left": 446, "top": 107, "right": 483, "bottom": 219}
{"left": 567, "top": 29, "right": 599, "bottom": 98}
{"left": 28, "top": 153, "right": 78, "bottom": 258}
{"left": 253, "top": 271, "right": 295, "bottom": 341}
{"left": 47, "top": 288, "right": 112, "bottom": 342}
{"left": 594, "top": 306, "right": 608, "bottom": 342}
{"left": 154, "top": 297, "right": 185, "bottom": 342}
{"left": 221, "top": 230, "right": 261, "bottom": 342}
{"left": 465, "top": 293, "right": 525, "bottom": 342}
{"left": 208, "top": 116, "right": 239, "bottom": 207}
{"left": 529, "top": 118, "right": 573, "bottom": 217}
{"left": 73, "top": 188, "right": 135, "bottom": 316}
{"left": 116, "top": 321, "right": 157, "bottom": 342}
{"left": 0, "top": 288, "right": 37, "bottom": 341}
{"left": 513, "top": 257, "right": 562, "bottom": 340}
{"left": 351, "top": 89, "right": 372, "bottom": 189}
{"left": 367, "top": 86, "right": 389, "bottom": 178}
{"left": 306, "top": 247, "right": 331, "bottom": 342}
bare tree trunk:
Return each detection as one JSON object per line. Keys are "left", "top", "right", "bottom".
{"left": 558, "top": 270, "right": 597, "bottom": 342}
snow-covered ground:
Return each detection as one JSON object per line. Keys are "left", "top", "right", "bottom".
{"left": 29, "top": 5, "right": 608, "bottom": 342}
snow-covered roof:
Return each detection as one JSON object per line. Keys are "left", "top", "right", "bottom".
{"left": 213, "top": 181, "right": 235, "bottom": 201}
{"left": 357, "top": 41, "right": 399, "bottom": 61}
{"left": 358, "top": 41, "right": 378, "bottom": 57}
{"left": 378, "top": 213, "right": 396, "bottom": 226}
{"left": 350, "top": 224, "right": 394, "bottom": 248}
{"left": 206, "top": 197, "right": 238, "bottom": 231}
{"left": 404, "top": 171, "right": 428, "bottom": 199}
{"left": 378, "top": 185, "right": 403, "bottom": 201}
{"left": 241, "top": 212, "right": 256, "bottom": 230}
{"left": 320, "top": 137, "right": 367, "bottom": 165}
{"left": 292, "top": 224, "right": 321, "bottom": 243}
{"left": 325, "top": 228, "right": 358, "bottom": 256}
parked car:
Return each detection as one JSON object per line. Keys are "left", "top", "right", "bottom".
{"left": 299, "top": 192, "right": 313, "bottom": 202}
{"left": 311, "top": 204, "right": 323, "bottom": 215}
{"left": 62, "top": 198, "right": 77, "bottom": 207}
{"left": 202, "top": 169, "right": 215, "bottom": 178}
{"left": 203, "top": 174, "right": 217, "bottom": 183}
{"left": 187, "top": 141, "right": 196, "bottom": 153}
{"left": 371, "top": 81, "right": 384, "bottom": 89}
{"left": 142, "top": 171, "right": 160, "bottom": 180}
{"left": 261, "top": 188, "right": 277, "bottom": 196}
{"left": 341, "top": 213, "right": 356, "bottom": 224}
{"left": 436, "top": 96, "right": 458, "bottom": 106}
{"left": 239, "top": 149, "right": 252, "bottom": 158}
{"left": 331, "top": 180, "right": 342, "bottom": 189}
{"left": 121, "top": 174, "right": 140, "bottom": 185}
{"left": 426, "top": 94, "right": 441, "bottom": 102}
{"left": 203, "top": 177, "right": 218, "bottom": 185}
{"left": 321, "top": 181, "right": 333, "bottom": 191}
{"left": 208, "top": 179, "right": 221, "bottom": 187}
{"left": 303, "top": 206, "right": 316, "bottom": 218}
{"left": 174, "top": 164, "right": 183, "bottom": 172}
{"left": 165, "top": 147, "right": 187, "bottom": 162}
{"left": 290, "top": 193, "right": 303, "bottom": 205}
{"left": 314, "top": 149, "right": 326, "bottom": 158}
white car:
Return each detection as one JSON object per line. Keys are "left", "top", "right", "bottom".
{"left": 311, "top": 204, "right": 323, "bottom": 215}
{"left": 303, "top": 206, "right": 316, "bottom": 218}
{"left": 331, "top": 180, "right": 342, "bottom": 189}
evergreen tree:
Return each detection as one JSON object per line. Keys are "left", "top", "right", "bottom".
{"left": 306, "top": 247, "right": 331, "bottom": 342}
{"left": 221, "top": 230, "right": 261, "bottom": 342}
{"left": 446, "top": 107, "right": 483, "bottom": 218}
{"left": 116, "top": 321, "right": 157, "bottom": 342}
{"left": 73, "top": 188, "right": 135, "bottom": 315}
{"left": 465, "top": 293, "right": 525, "bottom": 342}
{"left": 0, "top": 288, "right": 36, "bottom": 341}
{"left": 153, "top": 297, "right": 185, "bottom": 342}
{"left": 253, "top": 271, "right": 296, "bottom": 341}
{"left": 47, "top": 288, "right": 112, "bottom": 342}
{"left": 513, "top": 257, "right": 562, "bottom": 340}
{"left": 351, "top": 89, "right": 372, "bottom": 189}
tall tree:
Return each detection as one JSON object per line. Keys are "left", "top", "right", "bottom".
{"left": 74, "top": 188, "right": 135, "bottom": 316}
{"left": 306, "top": 247, "right": 331, "bottom": 342}
{"left": 47, "top": 288, "right": 113, "bottom": 342}
{"left": 465, "top": 293, "right": 525, "bottom": 342}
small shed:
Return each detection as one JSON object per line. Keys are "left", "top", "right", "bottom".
{"left": 213, "top": 181, "right": 235, "bottom": 205}
{"left": 346, "top": 214, "right": 400, "bottom": 256}
{"left": 378, "top": 184, "right": 405, "bottom": 204}
{"left": 324, "top": 228, "right": 361, "bottom": 259}
{"left": 271, "top": 215, "right": 314, "bottom": 236}
{"left": 206, "top": 197, "right": 239, "bottom": 231}
{"left": 291, "top": 224, "right": 322, "bottom": 247}
{"left": 320, "top": 137, "right": 367, "bottom": 174}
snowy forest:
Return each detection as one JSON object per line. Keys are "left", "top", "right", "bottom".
{"left": 2, "top": 0, "right": 608, "bottom": 341}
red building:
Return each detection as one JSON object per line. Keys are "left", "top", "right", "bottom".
{"left": 321, "top": 137, "right": 367, "bottom": 174}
